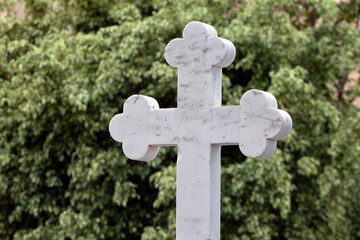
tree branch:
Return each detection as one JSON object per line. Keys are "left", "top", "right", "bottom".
{"left": 334, "top": 73, "right": 349, "bottom": 102}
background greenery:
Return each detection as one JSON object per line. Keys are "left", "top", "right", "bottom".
{"left": 1, "top": 0, "right": 360, "bottom": 239}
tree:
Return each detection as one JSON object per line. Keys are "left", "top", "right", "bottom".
{"left": 0, "top": 0, "right": 359, "bottom": 239}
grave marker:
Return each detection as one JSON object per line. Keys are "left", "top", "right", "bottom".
{"left": 109, "top": 21, "right": 292, "bottom": 240}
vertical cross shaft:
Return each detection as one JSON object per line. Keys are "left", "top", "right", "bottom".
{"left": 165, "top": 22, "right": 235, "bottom": 239}
{"left": 175, "top": 66, "right": 223, "bottom": 239}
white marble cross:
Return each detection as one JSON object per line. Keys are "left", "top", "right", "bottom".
{"left": 109, "top": 21, "right": 292, "bottom": 240}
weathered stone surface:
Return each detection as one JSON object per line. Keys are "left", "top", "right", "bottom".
{"left": 109, "top": 21, "right": 292, "bottom": 240}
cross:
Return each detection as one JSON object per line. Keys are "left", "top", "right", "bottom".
{"left": 109, "top": 21, "right": 292, "bottom": 240}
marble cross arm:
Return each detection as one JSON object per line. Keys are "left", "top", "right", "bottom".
{"left": 109, "top": 94, "right": 177, "bottom": 161}
{"left": 211, "top": 89, "right": 292, "bottom": 159}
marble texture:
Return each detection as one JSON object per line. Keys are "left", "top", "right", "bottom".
{"left": 109, "top": 21, "right": 292, "bottom": 240}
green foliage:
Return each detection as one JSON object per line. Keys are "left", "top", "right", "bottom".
{"left": 0, "top": 0, "right": 360, "bottom": 239}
